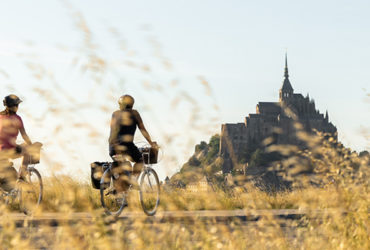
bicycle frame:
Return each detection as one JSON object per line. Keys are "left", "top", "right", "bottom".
{"left": 100, "top": 146, "right": 160, "bottom": 216}
{"left": 109, "top": 147, "right": 154, "bottom": 176}
{"left": 0, "top": 155, "right": 43, "bottom": 214}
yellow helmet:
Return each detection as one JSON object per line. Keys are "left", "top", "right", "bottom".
{"left": 118, "top": 95, "right": 135, "bottom": 109}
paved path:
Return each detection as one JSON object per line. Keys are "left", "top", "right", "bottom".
{"left": 0, "top": 209, "right": 355, "bottom": 249}
{"left": 2, "top": 209, "right": 347, "bottom": 227}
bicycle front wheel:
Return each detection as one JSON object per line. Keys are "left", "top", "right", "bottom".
{"left": 19, "top": 167, "right": 43, "bottom": 215}
{"left": 139, "top": 168, "right": 160, "bottom": 216}
{"left": 100, "top": 168, "right": 127, "bottom": 217}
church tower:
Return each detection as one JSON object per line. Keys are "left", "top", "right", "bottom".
{"left": 279, "top": 54, "right": 294, "bottom": 102}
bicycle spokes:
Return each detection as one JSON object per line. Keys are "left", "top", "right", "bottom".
{"left": 139, "top": 168, "right": 160, "bottom": 216}
{"left": 147, "top": 174, "right": 153, "bottom": 189}
{"left": 100, "top": 168, "right": 128, "bottom": 217}
{"left": 19, "top": 168, "right": 43, "bottom": 214}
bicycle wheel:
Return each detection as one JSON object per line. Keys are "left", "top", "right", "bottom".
{"left": 100, "top": 168, "right": 127, "bottom": 217}
{"left": 19, "top": 167, "right": 43, "bottom": 214}
{"left": 139, "top": 168, "right": 160, "bottom": 216}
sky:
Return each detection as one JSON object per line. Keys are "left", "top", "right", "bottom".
{"left": 0, "top": 0, "right": 369, "bottom": 180}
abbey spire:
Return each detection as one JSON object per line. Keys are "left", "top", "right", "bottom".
{"left": 279, "top": 53, "right": 294, "bottom": 101}
{"left": 284, "top": 53, "right": 289, "bottom": 78}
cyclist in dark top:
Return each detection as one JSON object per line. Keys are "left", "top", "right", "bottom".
{"left": 0, "top": 95, "right": 32, "bottom": 190}
{"left": 109, "top": 95, "right": 157, "bottom": 190}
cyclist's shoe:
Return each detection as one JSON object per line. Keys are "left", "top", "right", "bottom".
{"left": 115, "top": 193, "right": 128, "bottom": 207}
{"left": 16, "top": 177, "right": 29, "bottom": 186}
{"left": 105, "top": 186, "right": 117, "bottom": 196}
{"left": 8, "top": 189, "right": 20, "bottom": 198}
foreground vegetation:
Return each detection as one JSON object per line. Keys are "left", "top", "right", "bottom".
{"left": 0, "top": 164, "right": 368, "bottom": 249}
{"left": 0, "top": 118, "right": 368, "bottom": 249}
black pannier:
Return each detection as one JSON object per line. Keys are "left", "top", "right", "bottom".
{"left": 91, "top": 162, "right": 109, "bottom": 189}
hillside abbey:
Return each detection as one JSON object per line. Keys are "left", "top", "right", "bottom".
{"left": 219, "top": 55, "right": 337, "bottom": 173}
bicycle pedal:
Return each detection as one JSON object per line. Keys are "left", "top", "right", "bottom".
{"left": 115, "top": 196, "right": 128, "bottom": 207}
{"left": 105, "top": 188, "right": 117, "bottom": 196}
{"left": 24, "top": 190, "right": 36, "bottom": 194}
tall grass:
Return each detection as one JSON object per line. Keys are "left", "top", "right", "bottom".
{"left": 0, "top": 3, "right": 368, "bottom": 249}
{"left": 0, "top": 145, "right": 368, "bottom": 249}
{"left": 0, "top": 171, "right": 368, "bottom": 249}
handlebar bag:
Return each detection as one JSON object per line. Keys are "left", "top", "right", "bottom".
{"left": 141, "top": 147, "right": 159, "bottom": 164}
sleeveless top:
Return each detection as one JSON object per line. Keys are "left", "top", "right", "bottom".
{"left": 0, "top": 112, "right": 24, "bottom": 150}
{"left": 117, "top": 109, "right": 138, "bottom": 143}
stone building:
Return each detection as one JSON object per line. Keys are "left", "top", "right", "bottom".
{"left": 186, "top": 176, "right": 213, "bottom": 192}
{"left": 219, "top": 55, "right": 337, "bottom": 173}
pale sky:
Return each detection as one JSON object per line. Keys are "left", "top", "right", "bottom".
{"left": 0, "top": 0, "right": 369, "bottom": 180}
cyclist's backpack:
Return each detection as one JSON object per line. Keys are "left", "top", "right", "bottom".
{"left": 91, "top": 162, "right": 107, "bottom": 189}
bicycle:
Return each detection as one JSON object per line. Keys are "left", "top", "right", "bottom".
{"left": 0, "top": 143, "right": 43, "bottom": 215}
{"left": 91, "top": 146, "right": 160, "bottom": 217}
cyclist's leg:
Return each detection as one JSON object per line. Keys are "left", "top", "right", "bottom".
{"left": 111, "top": 144, "right": 130, "bottom": 193}
{"left": 16, "top": 145, "right": 29, "bottom": 180}
{"left": 112, "top": 159, "right": 132, "bottom": 193}
{"left": 133, "top": 162, "right": 143, "bottom": 176}
{"left": 0, "top": 150, "right": 18, "bottom": 191}
{"left": 130, "top": 144, "right": 143, "bottom": 176}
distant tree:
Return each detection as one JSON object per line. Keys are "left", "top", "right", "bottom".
{"left": 248, "top": 148, "right": 264, "bottom": 168}
{"left": 205, "top": 134, "right": 220, "bottom": 163}
{"left": 188, "top": 156, "right": 201, "bottom": 166}
{"left": 238, "top": 145, "right": 256, "bottom": 164}
{"left": 195, "top": 141, "right": 207, "bottom": 152}
{"left": 248, "top": 148, "right": 282, "bottom": 169}
{"left": 359, "top": 150, "right": 370, "bottom": 158}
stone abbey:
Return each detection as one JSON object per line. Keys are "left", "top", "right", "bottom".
{"left": 219, "top": 55, "right": 337, "bottom": 173}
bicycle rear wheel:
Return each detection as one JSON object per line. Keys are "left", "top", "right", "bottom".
{"left": 19, "top": 167, "right": 43, "bottom": 215}
{"left": 139, "top": 168, "right": 160, "bottom": 216}
{"left": 100, "top": 168, "right": 127, "bottom": 217}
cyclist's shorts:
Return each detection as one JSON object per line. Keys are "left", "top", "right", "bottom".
{"left": 109, "top": 142, "right": 142, "bottom": 163}
{"left": 0, "top": 146, "right": 23, "bottom": 161}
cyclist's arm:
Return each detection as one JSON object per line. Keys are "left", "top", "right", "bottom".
{"left": 108, "top": 112, "right": 119, "bottom": 145}
{"left": 134, "top": 110, "right": 155, "bottom": 146}
{"left": 19, "top": 126, "right": 32, "bottom": 145}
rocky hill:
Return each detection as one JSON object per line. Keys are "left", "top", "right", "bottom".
{"left": 169, "top": 132, "right": 370, "bottom": 191}
{"left": 169, "top": 135, "right": 224, "bottom": 186}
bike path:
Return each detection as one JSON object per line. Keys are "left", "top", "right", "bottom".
{"left": 1, "top": 209, "right": 348, "bottom": 227}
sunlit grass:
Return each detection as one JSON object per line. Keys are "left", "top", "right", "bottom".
{"left": 1, "top": 130, "right": 368, "bottom": 249}
{"left": 0, "top": 2, "right": 368, "bottom": 249}
{"left": 2, "top": 133, "right": 368, "bottom": 249}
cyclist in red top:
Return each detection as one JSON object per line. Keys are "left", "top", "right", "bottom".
{"left": 0, "top": 95, "right": 32, "bottom": 183}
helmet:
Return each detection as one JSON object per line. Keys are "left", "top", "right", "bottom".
{"left": 118, "top": 95, "right": 135, "bottom": 109}
{"left": 3, "top": 94, "right": 22, "bottom": 107}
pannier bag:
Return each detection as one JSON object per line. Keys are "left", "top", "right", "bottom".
{"left": 91, "top": 162, "right": 109, "bottom": 189}
{"left": 140, "top": 147, "right": 159, "bottom": 164}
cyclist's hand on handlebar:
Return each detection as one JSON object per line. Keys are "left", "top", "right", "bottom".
{"left": 150, "top": 141, "right": 159, "bottom": 148}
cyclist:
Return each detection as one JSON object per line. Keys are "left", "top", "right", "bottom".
{"left": 0, "top": 95, "right": 33, "bottom": 189}
{"left": 109, "top": 95, "right": 157, "bottom": 192}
